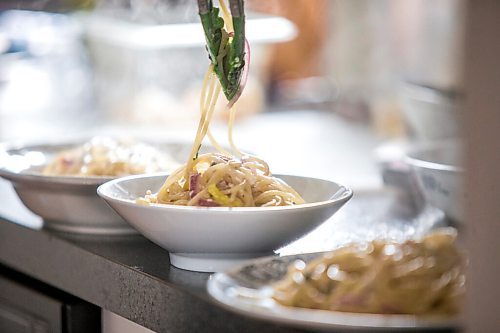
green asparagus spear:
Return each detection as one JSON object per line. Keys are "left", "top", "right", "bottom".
{"left": 198, "top": 0, "right": 246, "bottom": 102}
{"left": 226, "top": 0, "right": 245, "bottom": 101}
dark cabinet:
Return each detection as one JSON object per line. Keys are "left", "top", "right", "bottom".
{"left": 0, "top": 265, "right": 100, "bottom": 333}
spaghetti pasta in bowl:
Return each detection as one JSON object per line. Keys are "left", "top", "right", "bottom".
{"left": 137, "top": 153, "right": 305, "bottom": 208}
{"left": 97, "top": 172, "right": 352, "bottom": 272}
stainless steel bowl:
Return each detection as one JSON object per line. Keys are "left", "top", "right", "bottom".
{"left": 406, "top": 141, "right": 464, "bottom": 223}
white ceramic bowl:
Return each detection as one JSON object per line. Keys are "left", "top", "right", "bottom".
{"left": 406, "top": 141, "right": 464, "bottom": 223}
{"left": 0, "top": 141, "right": 189, "bottom": 234}
{"left": 98, "top": 174, "right": 353, "bottom": 272}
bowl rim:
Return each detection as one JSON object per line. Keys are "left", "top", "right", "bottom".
{"left": 0, "top": 139, "right": 124, "bottom": 186}
{"left": 0, "top": 168, "right": 113, "bottom": 186}
{"left": 405, "top": 141, "right": 464, "bottom": 173}
{"left": 97, "top": 173, "right": 353, "bottom": 213}
{"left": 402, "top": 82, "right": 461, "bottom": 106}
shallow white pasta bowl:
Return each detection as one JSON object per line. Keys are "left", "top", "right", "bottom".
{"left": 0, "top": 169, "right": 129, "bottom": 234}
{"left": 0, "top": 140, "right": 188, "bottom": 234}
{"left": 97, "top": 173, "right": 353, "bottom": 272}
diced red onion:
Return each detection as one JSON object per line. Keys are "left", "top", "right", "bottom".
{"left": 198, "top": 199, "right": 220, "bottom": 207}
{"left": 62, "top": 157, "right": 74, "bottom": 166}
{"left": 338, "top": 295, "right": 367, "bottom": 308}
{"left": 219, "top": 156, "right": 232, "bottom": 163}
{"left": 189, "top": 173, "right": 200, "bottom": 198}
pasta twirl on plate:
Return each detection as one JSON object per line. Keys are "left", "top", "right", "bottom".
{"left": 273, "top": 229, "right": 465, "bottom": 315}
{"left": 43, "top": 137, "right": 177, "bottom": 177}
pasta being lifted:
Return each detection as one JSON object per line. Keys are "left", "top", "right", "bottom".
{"left": 138, "top": 0, "right": 305, "bottom": 207}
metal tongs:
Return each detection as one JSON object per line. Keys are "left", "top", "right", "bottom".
{"left": 197, "top": 0, "right": 246, "bottom": 103}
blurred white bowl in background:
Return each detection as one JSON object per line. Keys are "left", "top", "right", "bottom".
{"left": 0, "top": 140, "right": 193, "bottom": 234}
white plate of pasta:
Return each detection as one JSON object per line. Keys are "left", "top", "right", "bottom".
{"left": 97, "top": 172, "right": 352, "bottom": 272}
{"left": 207, "top": 229, "right": 463, "bottom": 331}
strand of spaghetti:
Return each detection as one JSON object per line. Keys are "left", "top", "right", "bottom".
{"left": 158, "top": 66, "right": 211, "bottom": 199}
{"left": 219, "top": 0, "right": 233, "bottom": 32}
{"left": 227, "top": 105, "right": 243, "bottom": 157}
{"left": 197, "top": 82, "right": 222, "bottom": 155}
{"left": 199, "top": 64, "right": 213, "bottom": 110}
{"left": 256, "top": 175, "right": 304, "bottom": 203}
{"left": 199, "top": 80, "right": 220, "bottom": 144}
{"left": 204, "top": 18, "right": 233, "bottom": 157}
{"left": 203, "top": 75, "right": 232, "bottom": 156}
{"left": 204, "top": 69, "right": 216, "bottom": 111}
{"left": 207, "top": 130, "right": 231, "bottom": 155}
{"left": 157, "top": 164, "right": 186, "bottom": 199}
{"left": 274, "top": 179, "right": 305, "bottom": 203}
{"left": 244, "top": 180, "right": 255, "bottom": 206}
{"left": 190, "top": 67, "right": 215, "bottom": 157}
{"left": 216, "top": 33, "right": 229, "bottom": 85}
{"left": 206, "top": 114, "right": 232, "bottom": 156}
{"left": 254, "top": 190, "right": 297, "bottom": 204}
{"left": 184, "top": 67, "right": 217, "bottom": 177}
{"left": 194, "top": 69, "right": 219, "bottom": 159}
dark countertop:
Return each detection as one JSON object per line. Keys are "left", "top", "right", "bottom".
{"left": 0, "top": 186, "right": 451, "bottom": 333}
{"left": 0, "top": 216, "right": 310, "bottom": 333}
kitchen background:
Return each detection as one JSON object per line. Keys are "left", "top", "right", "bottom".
{"left": 0, "top": 0, "right": 465, "bottom": 226}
